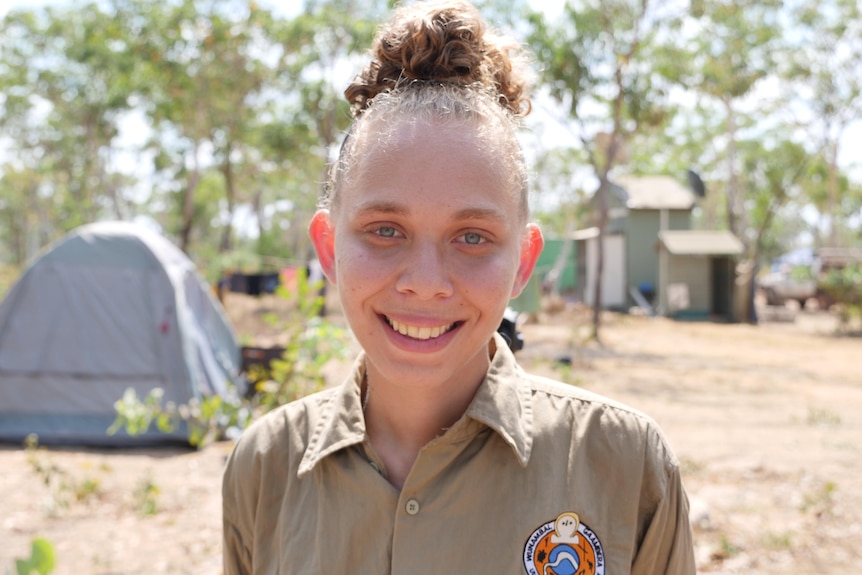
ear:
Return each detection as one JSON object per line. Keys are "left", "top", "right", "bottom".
{"left": 511, "top": 223, "right": 544, "bottom": 298}
{"left": 308, "top": 210, "right": 337, "bottom": 285}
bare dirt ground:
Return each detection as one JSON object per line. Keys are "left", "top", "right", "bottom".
{"left": 2, "top": 294, "right": 860, "bottom": 574}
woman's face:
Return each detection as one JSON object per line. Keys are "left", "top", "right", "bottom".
{"left": 310, "top": 118, "right": 542, "bottom": 391}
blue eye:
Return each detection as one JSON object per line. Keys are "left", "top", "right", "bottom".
{"left": 376, "top": 226, "right": 398, "bottom": 238}
{"left": 463, "top": 232, "right": 485, "bottom": 245}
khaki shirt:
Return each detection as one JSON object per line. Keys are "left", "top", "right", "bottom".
{"left": 223, "top": 334, "right": 695, "bottom": 574}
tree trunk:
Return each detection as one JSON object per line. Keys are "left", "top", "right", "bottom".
{"left": 591, "top": 176, "right": 609, "bottom": 341}
{"left": 219, "top": 149, "right": 236, "bottom": 253}
{"left": 252, "top": 188, "right": 265, "bottom": 245}
{"left": 827, "top": 139, "right": 840, "bottom": 246}
{"left": 179, "top": 141, "right": 201, "bottom": 254}
{"left": 724, "top": 98, "right": 740, "bottom": 239}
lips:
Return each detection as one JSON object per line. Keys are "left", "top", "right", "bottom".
{"left": 385, "top": 316, "right": 458, "bottom": 341}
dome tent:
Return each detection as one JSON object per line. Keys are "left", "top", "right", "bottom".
{"left": 0, "top": 221, "right": 242, "bottom": 446}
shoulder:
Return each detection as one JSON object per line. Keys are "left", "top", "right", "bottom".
{"left": 521, "top": 369, "right": 679, "bottom": 469}
{"left": 523, "top": 368, "right": 646, "bottom": 416}
{"left": 527, "top": 370, "right": 650, "bottom": 419}
{"left": 226, "top": 386, "right": 341, "bottom": 469}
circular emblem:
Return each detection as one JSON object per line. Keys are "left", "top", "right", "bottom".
{"left": 523, "top": 512, "right": 605, "bottom": 575}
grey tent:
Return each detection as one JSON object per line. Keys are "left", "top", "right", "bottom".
{"left": 0, "top": 221, "right": 242, "bottom": 446}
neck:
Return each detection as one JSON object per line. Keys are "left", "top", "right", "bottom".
{"left": 362, "top": 359, "right": 488, "bottom": 489}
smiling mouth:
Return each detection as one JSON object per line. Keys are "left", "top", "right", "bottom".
{"left": 385, "top": 316, "right": 458, "bottom": 341}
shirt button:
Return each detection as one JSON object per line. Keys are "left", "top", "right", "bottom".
{"left": 405, "top": 499, "right": 420, "bottom": 515}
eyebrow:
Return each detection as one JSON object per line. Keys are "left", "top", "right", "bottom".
{"left": 353, "top": 200, "right": 409, "bottom": 217}
{"left": 451, "top": 207, "right": 508, "bottom": 223}
{"left": 353, "top": 201, "right": 507, "bottom": 223}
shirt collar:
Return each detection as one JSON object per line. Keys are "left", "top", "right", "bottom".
{"left": 297, "top": 332, "right": 534, "bottom": 477}
{"left": 465, "top": 332, "right": 534, "bottom": 467}
{"left": 297, "top": 354, "right": 368, "bottom": 478}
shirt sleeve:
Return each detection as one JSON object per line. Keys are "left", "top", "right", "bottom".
{"left": 630, "top": 450, "right": 696, "bottom": 575}
{"left": 222, "top": 438, "right": 256, "bottom": 575}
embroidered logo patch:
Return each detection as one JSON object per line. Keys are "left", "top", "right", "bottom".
{"left": 523, "top": 512, "right": 605, "bottom": 575}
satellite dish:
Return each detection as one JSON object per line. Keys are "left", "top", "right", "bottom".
{"left": 687, "top": 169, "right": 706, "bottom": 198}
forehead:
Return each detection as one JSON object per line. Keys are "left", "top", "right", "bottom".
{"left": 339, "top": 118, "right": 519, "bottom": 218}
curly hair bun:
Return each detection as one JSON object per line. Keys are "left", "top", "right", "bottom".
{"left": 346, "top": 0, "right": 530, "bottom": 117}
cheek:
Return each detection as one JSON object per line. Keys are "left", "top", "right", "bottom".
{"left": 334, "top": 242, "right": 388, "bottom": 296}
{"left": 336, "top": 251, "right": 368, "bottom": 286}
{"left": 453, "top": 253, "right": 519, "bottom": 301}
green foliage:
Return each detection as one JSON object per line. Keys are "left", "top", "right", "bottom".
{"left": 107, "top": 388, "right": 176, "bottom": 438}
{"left": 133, "top": 474, "right": 160, "bottom": 516}
{"left": 108, "top": 386, "right": 251, "bottom": 449}
{"left": 819, "top": 264, "right": 862, "bottom": 306}
{"left": 806, "top": 406, "right": 841, "bottom": 427}
{"left": 818, "top": 263, "right": 862, "bottom": 331}
{"left": 0, "top": 265, "right": 20, "bottom": 300}
{"left": 24, "top": 435, "right": 103, "bottom": 514}
{"left": 0, "top": 0, "right": 386, "bottom": 262}
{"left": 801, "top": 480, "right": 837, "bottom": 518}
{"left": 789, "top": 265, "right": 815, "bottom": 282}
{"left": 763, "top": 531, "right": 793, "bottom": 551}
{"left": 716, "top": 532, "right": 741, "bottom": 559}
{"left": 109, "top": 268, "right": 349, "bottom": 447}
{"left": 737, "top": 136, "right": 811, "bottom": 262}
{"left": 0, "top": 2, "right": 138, "bottom": 249}
{"left": 784, "top": 0, "right": 862, "bottom": 238}
{"left": 527, "top": 0, "right": 689, "bottom": 340}
{"left": 1, "top": 0, "right": 860, "bottom": 289}
{"left": 13, "top": 538, "right": 55, "bottom": 575}
{"left": 530, "top": 146, "right": 593, "bottom": 235}
{"left": 253, "top": 272, "right": 349, "bottom": 411}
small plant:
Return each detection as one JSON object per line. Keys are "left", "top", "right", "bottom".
{"left": 678, "top": 456, "right": 705, "bottom": 476}
{"left": 554, "top": 361, "right": 587, "bottom": 388}
{"left": 108, "top": 386, "right": 251, "bottom": 448}
{"left": 806, "top": 406, "right": 841, "bottom": 427}
{"left": 253, "top": 271, "right": 350, "bottom": 410}
{"left": 25, "top": 435, "right": 70, "bottom": 513}
{"left": 107, "top": 388, "right": 175, "bottom": 438}
{"left": 712, "top": 533, "right": 741, "bottom": 560}
{"left": 12, "top": 538, "right": 55, "bottom": 575}
{"left": 763, "top": 531, "right": 793, "bottom": 551}
{"left": 109, "top": 267, "right": 350, "bottom": 447}
{"left": 73, "top": 477, "right": 101, "bottom": 502}
{"left": 801, "top": 480, "right": 836, "bottom": 518}
{"left": 24, "top": 435, "right": 101, "bottom": 514}
{"left": 133, "top": 473, "right": 160, "bottom": 516}
{"left": 819, "top": 263, "right": 862, "bottom": 332}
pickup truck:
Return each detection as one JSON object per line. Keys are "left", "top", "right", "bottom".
{"left": 757, "top": 270, "right": 817, "bottom": 307}
{"left": 759, "top": 248, "right": 862, "bottom": 309}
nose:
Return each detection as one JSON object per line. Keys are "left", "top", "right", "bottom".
{"left": 395, "top": 240, "right": 454, "bottom": 299}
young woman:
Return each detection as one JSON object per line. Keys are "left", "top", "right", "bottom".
{"left": 222, "top": 2, "right": 695, "bottom": 574}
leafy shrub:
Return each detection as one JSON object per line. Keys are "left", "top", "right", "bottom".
{"left": 108, "top": 387, "right": 251, "bottom": 448}
{"left": 109, "top": 269, "right": 349, "bottom": 447}
{"left": 24, "top": 435, "right": 102, "bottom": 513}
{"left": 12, "top": 538, "right": 55, "bottom": 575}
{"left": 819, "top": 263, "right": 862, "bottom": 331}
{"left": 133, "top": 474, "right": 160, "bottom": 516}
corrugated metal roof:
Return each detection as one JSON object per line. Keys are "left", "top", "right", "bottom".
{"left": 659, "top": 230, "right": 744, "bottom": 255}
{"left": 613, "top": 175, "right": 696, "bottom": 210}
{"left": 569, "top": 227, "right": 599, "bottom": 240}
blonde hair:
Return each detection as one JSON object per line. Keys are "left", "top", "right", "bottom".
{"left": 322, "top": 0, "right": 533, "bottom": 220}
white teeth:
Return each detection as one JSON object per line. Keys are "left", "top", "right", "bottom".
{"left": 389, "top": 318, "right": 453, "bottom": 340}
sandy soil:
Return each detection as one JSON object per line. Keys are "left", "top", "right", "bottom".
{"left": 2, "top": 294, "right": 860, "bottom": 574}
